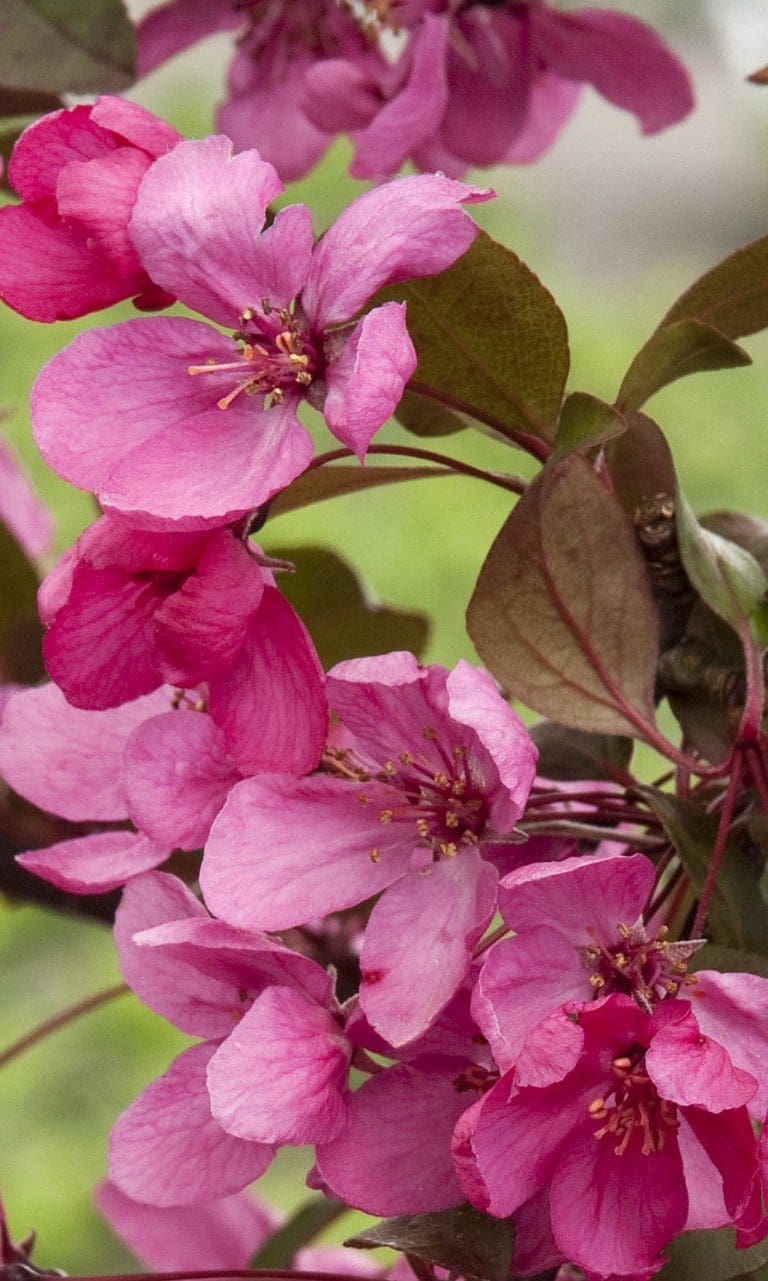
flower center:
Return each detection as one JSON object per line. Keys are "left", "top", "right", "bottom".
{"left": 589, "top": 1053, "right": 678, "bottom": 1157}
{"left": 579, "top": 924, "right": 701, "bottom": 1013}
{"left": 188, "top": 305, "right": 318, "bottom": 410}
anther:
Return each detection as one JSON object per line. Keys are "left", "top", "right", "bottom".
{"left": 369, "top": 848, "right": 381, "bottom": 863}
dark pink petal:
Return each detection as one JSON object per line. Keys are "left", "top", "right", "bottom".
{"left": 56, "top": 148, "right": 150, "bottom": 274}
{"left": 441, "top": 9, "right": 534, "bottom": 168}
{"left": 360, "top": 850, "right": 497, "bottom": 1045}
{"left": 95, "top": 1181, "right": 279, "bottom": 1270}
{"left": 218, "top": 56, "right": 331, "bottom": 184}
{"left": 302, "top": 174, "right": 492, "bottom": 330}
{"left": 316, "top": 1062, "right": 467, "bottom": 1215}
{"left": 323, "top": 303, "right": 416, "bottom": 458}
{"left": 0, "top": 683, "right": 168, "bottom": 821}
{"left": 207, "top": 586, "right": 327, "bottom": 775}
{"left": 17, "top": 831, "right": 168, "bottom": 894}
{"left": 89, "top": 97, "right": 182, "bottom": 157}
{"left": 531, "top": 5, "right": 694, "bottom": 135}
{"left": 0, "top": 436, "right": 53, "bottom": 558}
{"left": 503, "top": 72, "right": 583, "bottom": 164}
{"left": 646, "top": 1010, "right": 757, "bottom": 1113}
{"left": 304, "top": 59, "right": 382, "bottom": 133}
{"left": 102, "top": 394, "right": 313, "bottom": 527}
{"left": 109, "top": 1043, "right": 273, "bottom": 1206}
{"left": 123, "top": 712, "right": 241, "bottom": 851}
{"left": 201, "top": 774, "right": 413, "bottom": 930}
{"left": 350, "top": 15, "right": 449, "bottom": 180}
{"left": 445, "top": 661, "right": 537, "bottom": 829}
{"left": 8, "top": 106, "right": 114, "bottom": 201}
{"left": 683, "top": 1105, "right": 760, "bottom": 1227}
{"left": 154, "top": 532, "right": 264, "bottom": 685}
{"left": 136, "top": 0, "right": 243, "bottom": 77}
{"left": 0, "top": 203, "right": 138, "bottom": 322}
{"left": 689, "top": 970, "right": 768, "bottom": 1118}
{"left": 130, "top": 137, "right": 284, "bottom": 327}
{"left": 472, "top": 929, "right": 587, "bottom": 1072}
{"left": 512, "top": 1191, "right": 565, "bottom": 1278}
{"left": 549, "top": 1119, "right": 687, "bottom": 1277}
{"left": 498, "top": 852, "right": 654, "bottom": 942}
{"left": 470, "top": 1064, "right": 604, "bottom": 1217}
{"left": 207, "top": 987, "right": 350, "bottom": 1145}
{"left": 43, "top": 562, "right": 166, "bottom": 708}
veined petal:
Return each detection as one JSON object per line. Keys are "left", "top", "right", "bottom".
{"left": 136, "top": 0, "right": 244, "bottom": 77}
{"left": 16, "top": 831, "right": 168, "bottom": 894}
{"left": 498, "top": 852, "right": 655, "bottom": 942}
{"left": 323, "top": 303, "right": 416, "bottom": 459}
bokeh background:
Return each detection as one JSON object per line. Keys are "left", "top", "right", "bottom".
{"left": 2, "top": 0, "right": 768, "bottom": 1270}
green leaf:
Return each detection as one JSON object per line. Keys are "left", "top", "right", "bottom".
{"left": 377, "top": 231, "right": 569, "bottom": 452}
{"left": 691, "top": 943, "right": 768, "bottom": 978}
{"left": 394, "top": 388, "right": 467, "bottom": 437}
{"left": 529, "top": 721, "right": 633, "bottom": 782}
{"left": 269, "top": 464, "right": 450, "bottom": 520}
{"left": 658, "top": 234, "right": 768, "bottom": 342}
{"left": 550, "top": 392, "right": 626, "bottom": 463}
{"left": 251, "top": 1197, "right": 345, "bottom": 1268}
{"left": 700, "top": 511, "right": 768, "bottom": 578}
{"left": 617, "top": 320, "right": 752, "bottom": 413}
{"left": 641, "top": 788, "right": 768, "bottom": 952}
{"left": 345, "top": 1204, "right": 514, "bottom": 1281}
{"left": 0, "top": 0, "right": 136, "bottom": 95}
{"left": 267, "top": 545, "right": 429, "bottom": 670}
{"left": 657, "top": 1228, "right": 768, "bottom": 1281}
{"left": 467, "top": 455, "right": 659, "bottom": 738}
{"left": 676, "top": 489, "right": 768, "bottom": 643}
{"left": 0, "top": 519, "right": 44, "bottom": 685}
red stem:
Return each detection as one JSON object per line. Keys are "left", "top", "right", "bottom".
{"left": 306, "top": 444, "right": 527, "bottom": 496}
{"left": 65, "top": 1272, "right": 376, "bottom": 1281}
{"left": 405, "top": 378, "right": 551, "bottom": 463}
{"left": 0, "top": 982, "right": 128, "bottom": 1070}
{"left": 690, "top": 755, "right": 744, "bottom": 939}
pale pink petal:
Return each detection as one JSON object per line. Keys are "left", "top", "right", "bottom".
{"left": 0, "top": 683, "right": 168, "bottom": 821}
{"left": 109, "top": 1043, "right": 273, "bottom": 1206}
{"left": 136, "top": 0, "right": 243, "bottom": 77}
{"left": 446, "top": 661, "right": 538, "bottom": 828}
{"left": 0, "top": 436, "right": 53, "bottom": 557}
{"left": 646, "top": 1010, "right": 757, "bottom": 1113}
{"left": 531, "top": 5, "right": 694, "bottom": 135}
{"left": 498, "top": 852, "right": 654, "bottom": 942}
{"left": 327, "top": 652, "right": 451, "bottom": 771}
{"left": 513, "top": 1009, "right": 585, "bottom": 1090}
{"left": 683, "top": 1106, "right": 760, "bottom": 1227}
{"left": 130, "top": 137, "right": 285, "bottom": 327}
{"left": 549, "top": 1119, "right": 687, "bottom": 1276}
{"left": 315, "top": 1062, "right": 467, "bottom": 1215}
{"left": 8, "top": 106, "right": 114, "bottom": 201}
{"left": 678, "top": 1118, "right": 729, "bottom": 1231}
{"left": 472, "top": 929, "right": 587, "bottom": 1072}
{"left": 17, "top": 831, "right": 168, "bottom": 894}
{"left": 207, "top": 586, "right": 327, "bottom": 776}
{"left": 360, "top": 850, "right": 497, "bottom": 1045}
{"left": 302, "top": 174, "right": 492, "bottom": 330}
{"left": 201, "top": 775, "right": 414, "bottom": 931}
{"left": 208, "top": 987, "right": 350, "bottom": 1145}
{"left": 123, "top": 712, "right": 240, "bottom": 851}
{"left": 323, "top": 303, "right": 416, "bottom": 459}
{"left": 89, "top": 97, "right": 182, "bottom": 157}
{"left": 96, "top": 1181, "right": 279, "bottom": 1270}
{"left": 350, "top": 15, "right": 449, "bottom": 179}
{"left": 685, "top": 970, "right": 768, "bottom": 1118}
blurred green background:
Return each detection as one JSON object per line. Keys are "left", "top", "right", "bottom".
{"left": 2, "top": 1, "right": 768, "bottom": 1271}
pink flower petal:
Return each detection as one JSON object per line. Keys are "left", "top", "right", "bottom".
{"left": 359, "top": 850, "right": 497, "bottom": 1045}
{"left": 316, "top": 1061, "right": 468, "bottom": 1216}
{"left": 503, "top": 72, "right": 583, "bottom": 164}
{"left": 130, "top": 137, "right": 285, "bottom": 327}
{"left": 17, "top": 831, "right": 168, "bottom": 894}
{"left": 0, "top": 683, "right": 168, "bottom": 821}
{"left": 136, "top": 0, "right": 244, "bottom": 77}
{"left": 323, "top": 302, "right": 416, "bottom": 459}
{"left": 201, "top": 774, "right": 414, "bottom": 931}
{"left": 326, "top": 652, "right": 451, "bottom": 771}
{"left": 0, "top": 435, "right": 54, "bottom": 558}
{"left": 681, "top": 1105, "right": 759, "bottom": 1228}
{"left": 441, "top": 9, "right": 534, "bottom": 168}
{"left": 123, "top": 711, "right": 241, "bottom": 851}
{"left": 89, "top": 97, "right": 182, "bottom": 157}
{"left": 9, "top": 105, "right": 114, "bottom": 201}
{"left": 646, "top": 1009, "right": 757, "bottom": 1113}
{"left": 689, "top": 970, "right": 768, "bottom": 1118}
{"left": 302, "top": 173, "right": 492, "bottom": 330}
{"left": 95, "top": 1181, "right": 279, "bottom": 1270}
{"left": 531, "top": 5, "right": 694, "bottom": 135}
{"left": 109, "top": 1043, "right": 273, "bottom": 1206}
{"left": 549, "top": 1118, "right": 687, "bottom": 1277}
{"left": 498, "top": 852, "right": 654, "bottom": 942}
{"left": 218, "top": 54, "right": 331, "bottom": 183}
{"left": 56, "top": 148, "right": 150, "bottom": 274}
{"left": 207, "top": 586, "right": 327, "bottom": 776}
{"left": 678, "top": 1117, "right": 729, "bottom": 1232}
{"left": 208, "top": 987, "right": 350, "bottom": 1145}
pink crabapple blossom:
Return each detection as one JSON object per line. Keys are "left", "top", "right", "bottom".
{"left": 0, "top": 98, "right": 180, "bottom": 322}
{"left": 36, "top": 513, "right": 327, "bottom": 775}
{"left": 0, "top": 431, "right": 53, "bottom": 561}
{"left": 461, "top": 991, "right": 768, "bottom": 1279}
{"left": 108, "top": 870, "right": 353, "bottom": 1205}
{"left": 30, "top": 138, "right": 492, "bottom": 527}
{"left": 201, "top": 650, "right": 538, "bottom": 1046}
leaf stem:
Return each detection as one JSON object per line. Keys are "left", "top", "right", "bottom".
{"left": 0, "top": 982, "right": 128, "bottom": 1071}
{"left": 65, "top": 1271, "right": 376, "bottom": 1281}
{"left": 307, "top": 445, "right": 527, "bottom": 496}
{"left": 405, "top": 379, "right": 551, "bottom": 463}
{"left": 518, "top": 819, "right": 662, "bottom": 848}
{"left": 690, "top": 754, "right": 744, "bottom": 939}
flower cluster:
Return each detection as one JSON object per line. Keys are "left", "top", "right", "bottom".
{"left": 0, "top": 27, "right": 765, "bottom": 1281}
{"left": 135, "top": 0, "right": 695, "bottom": 180}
